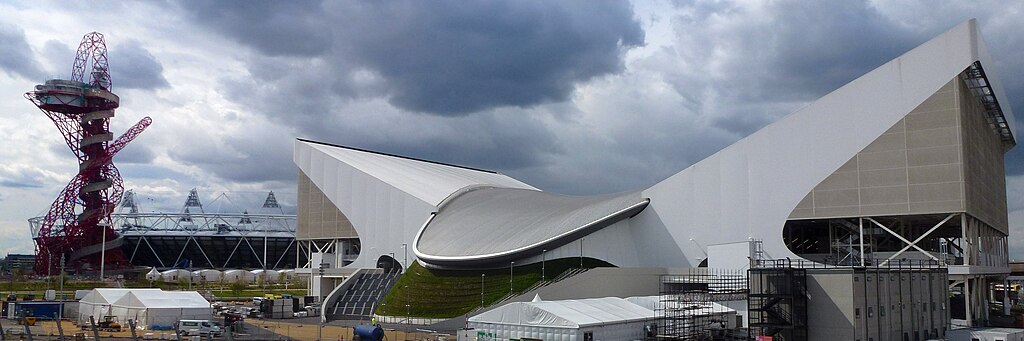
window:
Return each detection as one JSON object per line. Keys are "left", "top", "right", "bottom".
{"left": 868, "top": 307, "right": 874, "bottom": 317}
{"left": 856, "top": 308, "right": 861, "bottom": 317}
{"left": 880, "top": 306, "right": 886, "bottom": 317}
{"left": 584, "top": 332, "right": 593, "bottom": 341}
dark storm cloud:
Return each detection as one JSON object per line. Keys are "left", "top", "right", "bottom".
{"left": 177, "top": 0, "right": 644, "bottom": 116}
{"left": 331, "top": 1, "right": 644, "bottom": 114}
{"left": 352, "top": 111, "right": 564, "bottom": 173}
{"left": 0, "top": 23, "right": 45, "bottom": 80}
{"left": 109, "top": 40, "right": 169, "bottom": 90}
{"left": 177, "top": 0, "right": 332, "bottom": 57}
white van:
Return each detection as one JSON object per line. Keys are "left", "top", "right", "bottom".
{"left": 177, "top": 320, "right": 221, "bottom": 336}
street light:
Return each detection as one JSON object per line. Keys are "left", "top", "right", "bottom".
{"left": 401, "top": 243, "right": 409, "bottom": 330}
{"left": 580, "top": 238, "right": 584, "bottom": 268}
{"left": 542, "top": 249, "right": 547, "bottom": 281}
{"left": 401, "top": 243, "right": 408, "bottom": 273}
{"left": 509, "top": 261, "right": 515, "bottom": 296}
{"left": 317, "top": 263, "right": 326, "bottom": 341}
{"left": 481, "top": 274, "right": 485, "bottom": 306}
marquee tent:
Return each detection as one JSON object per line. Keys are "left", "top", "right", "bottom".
{"left": 467, "top": 297, "right": 655, "bottom": 341}
{"left": 110, "top": 290, "right": 212, "bottom": 329}
{"left": 223, "top": 269, "right": 256, "bottom": 283}
{"left": 77, "top": 289, "right": 161, "bottom": 325}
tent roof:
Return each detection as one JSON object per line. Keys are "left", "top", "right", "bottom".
{"left": 113, "top": 290, "right": 210, "bottom": 309}
{"left": 80, "top": 288, "right": 162, "bottom": 305}
{"left": 625, "top": 296, "right": 735, "bottom": 316}
{"left": 469, "top": 297, "right": 654, "bottom": 328}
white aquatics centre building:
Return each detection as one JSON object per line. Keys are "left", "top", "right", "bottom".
{"left": 294, "top": 20, "right": 1016, "bottom": 332}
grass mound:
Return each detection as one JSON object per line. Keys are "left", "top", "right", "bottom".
{"left": 376, "top": 258, "right": 612, "bottom": 318}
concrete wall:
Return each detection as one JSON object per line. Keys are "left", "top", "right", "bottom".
{"left": 806, "top": 270, "right": 856, "bottom": 341}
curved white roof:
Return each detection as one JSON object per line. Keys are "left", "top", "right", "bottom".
{"left": 415, "top": 187, "right": 648, "bottom": 267}
{"left": 299, "top": 139, "right": 535, "bottom": 206}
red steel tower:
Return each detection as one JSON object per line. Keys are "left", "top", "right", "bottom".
{"left": 25, "top": 32, "right": 152, "bottom": 275}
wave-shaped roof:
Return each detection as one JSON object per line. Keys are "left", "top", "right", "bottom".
{"left": 415, "top": 187, "right": 649, "bottom": 267}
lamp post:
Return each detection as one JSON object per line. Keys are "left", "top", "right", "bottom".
{"left": 509, "top": 261, "right": 515, "bottom": 296}
{"left": 403, "top": 284, "right": 410, "bottom": 331}
{"left": 401, "top": 243, "right": 408, "bottom": 272}
{"left": 401, "top": 243, "right": 409, "bottom": 330}
{"left": 59, "top": 254, "right": 65, "bottom": 301}
{"left": 580, "top": 238, "right": 584, "bottom": 268}
{"left": 100, "top": 225, "right": 106, "bottom": 281}
{"left": 317, "top": 263, "right": 325, "bottom": 341}
{"left": 481, "top": 274, "right": 485, "bottom": 306}
{"left": 542, "top": 249, "right": 547, "bottom": 281}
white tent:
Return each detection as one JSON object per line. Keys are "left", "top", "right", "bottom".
{"left": 468, "top": 297, "right": 655, "bottom": 341}
{"left": 77, "top": 289, "right": 162, "bottom": 325}
{"left": 626, "top": 296, "right": 739, "bottom": 330}
{"left": 223, "top": 269, "right": 256, "bottom": 283}
{"left": 251, "top": 269, "right": 280, "bottom": 283}
{"left": 159, "top": 269, "right": 191, "bottom": 283}
{"left": 110, "top": 290, "right": 212, "bottom": 329}
{"left": 144, "top": 268, "right": 161, "bottom": 282}
{"left": 191, "top": 269, "right": 222, "bottom": 282}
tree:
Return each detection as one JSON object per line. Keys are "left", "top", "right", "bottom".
{"left": 230, "top": 279, "right": 246, "bottom": 298}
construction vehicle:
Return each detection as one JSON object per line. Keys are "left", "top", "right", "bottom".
{"left": 17, "top": 309, "right": 37, "bottom": 326}
{"left": 94, "top": 315, "right": 122, "bottom": 332}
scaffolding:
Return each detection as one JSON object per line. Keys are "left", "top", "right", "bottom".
{"left": 748, "top": 265, "right": 808, "bottom": 341}
{"left": 658, "top": 268, "right": 747, "bottom": 340}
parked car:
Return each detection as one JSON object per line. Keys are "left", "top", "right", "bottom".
{"left": 176, "top": 320, "right": 222, "bottom": 336}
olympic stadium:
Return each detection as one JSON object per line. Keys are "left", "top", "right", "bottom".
{"left": 28, "top": 189, "right": 297, "bottom": 270}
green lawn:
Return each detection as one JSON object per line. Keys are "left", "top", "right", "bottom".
{"left": 376, "top": 258, "right": 612, "bottom": 318}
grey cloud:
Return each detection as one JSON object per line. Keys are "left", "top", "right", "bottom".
{"left": 331, "top": 1, "right": 644, "bottom": 115}
{"left": 114, "top": 144, "right": 156, "bottom": 164}
{"left": 166, "top": 127, "right": 297, "bottom": 184}
{"left": 0, "top": 167, "right": 48, "bottom": 189}
{"left": 179, "top": 0, "right": 643, "bottom": 116}
{"left": 41, "top": 40, "right": 74, "bottom": 76}
{"left": 177, "top": 0, "right": 332, "bottom": 57}
{"left": 655, "top": 1, "right": 922, "bottom": 137}
{"left": 353, "top": 110, "right": 564, "bottom": 173}
{"left": 0, "top": 23, "right": 46, "bottom": 80}
{"left": 109, "top": 40, "right": 169, "bottom": 90}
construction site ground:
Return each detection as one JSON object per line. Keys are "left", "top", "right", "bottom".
{"left": 1, "top": 319, "right": 443, "bottom": 341}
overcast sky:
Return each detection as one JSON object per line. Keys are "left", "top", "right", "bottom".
{"left": 1, "top": 0, "right": 1023, "bottom": 260}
